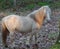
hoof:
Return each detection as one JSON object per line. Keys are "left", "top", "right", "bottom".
{"left": 5, "top": 45, "right": 8, "bottom": 48}
{"left": 32, "top": 44, "right": 38, "bottom": 49}
{"left": 26, "top": 45, "right": 30, "bottom": 48}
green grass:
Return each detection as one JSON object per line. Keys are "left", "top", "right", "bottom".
{"left": 21, "top": 1, "right": 60, "bottom": 10}
{"left": 37, "top": 2, "right": 49, "bottom": 6}
{"left": 0, "top": 1, "right": 59, "bottom": 10}
{"left": 25, "top": 2, "right": 50, "bottom": 10}
{"left": 25, "top": 4, "right": 35, "bottom": 10}
{"left": 50, "top": 43, "right": 60, "bottom": 49}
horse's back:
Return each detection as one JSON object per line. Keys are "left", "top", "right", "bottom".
{"left": 2, "top": 15, "right": 33, "bottom": 33}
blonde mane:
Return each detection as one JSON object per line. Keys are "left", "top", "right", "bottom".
{"left": 27, "top": 6, "right": 51, "bottom": 16}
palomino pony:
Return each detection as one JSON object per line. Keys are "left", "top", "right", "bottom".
{"left": 1, "top": 6, "right": 51, "bottom": 47}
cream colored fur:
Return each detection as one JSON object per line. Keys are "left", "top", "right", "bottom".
{"left": 1, "top": 6, "right": 51, "bottom": 47}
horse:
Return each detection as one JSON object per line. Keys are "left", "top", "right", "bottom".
{"left": 1, "top": 6, "right": 51, "bottom": 48}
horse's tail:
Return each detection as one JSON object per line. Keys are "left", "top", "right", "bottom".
{"left": 1, "top": 20, "right": 9, "bottom": 47}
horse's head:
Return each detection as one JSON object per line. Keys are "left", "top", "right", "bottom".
{"left": 42, "top": 6, "right": 51, "bottom": 22}
{"left": 27, "top": 6, "right": 51, "bottom": 29}
{"left": 36, "top": 6, "right": 51, "bottom": 22}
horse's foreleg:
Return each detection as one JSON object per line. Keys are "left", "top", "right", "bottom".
{"left": 30, "top": 29, "right": 39, "bottom": 44}
{"left": 29, "top": 29, "right": 39, "bottom": 49}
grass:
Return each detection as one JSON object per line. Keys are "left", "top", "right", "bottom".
{"left": 24, "top": 2, "right": 50, "bottom": 10}
{"left": 25, "top": 4, "right": 35, "bottom": 10}
{"left": 50, "top": 43, "right": 60, "bottom": 49}
{"left": 37, "top": 2, "right": 49, "bottom": 6}
{"left": 1, "top": 1, "right": 60, "bottom": 11}
{"left": 20, "top": 1, "right": 60, "bottom": 11}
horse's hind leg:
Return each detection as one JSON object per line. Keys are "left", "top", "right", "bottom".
{"left": 9, "top": 31, "right": 15, "bottom": 48}
{"left": 2, "top": 22, "right": 9, "bottom": 47}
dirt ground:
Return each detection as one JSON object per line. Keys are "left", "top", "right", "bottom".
{"left": 0, "top": 9, "right": 60, "bottom": 49}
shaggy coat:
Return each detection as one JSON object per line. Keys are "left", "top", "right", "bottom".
{"left": 1, "top": 6, "right": 51, "bottom": 47}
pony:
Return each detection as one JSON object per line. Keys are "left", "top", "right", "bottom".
{"left": 1, "top": 6, "right": 51, "bottom": 48}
